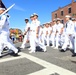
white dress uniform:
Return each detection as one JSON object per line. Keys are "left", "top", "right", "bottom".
{"left": 50, "top": 24, "right": 57, "bottom": 47}
{"left": 73, "top": 22, "right": 76, "bottom": 53}
{"left": 0, "top": 14, "right": 18, "bottom": 56}
{"left": 62, "top": 20, "right": 74, "bottom": 51}
{"left": 42, "top": 27, "right": 51, "bottom": 46}
{"left": 38, "top": 26, "right": 43, "bottom": 43}
{"left": 20, "top": 22, "right": 30, "bottom": 49}
{"left": 29, "top": 19, "right": 46, "bottom": 53}
{"left": 60, "top": 28, "right": 65, "bottom": 46}
{"left": 55, "top": 23, "right": 63, "bottom": 49}
{"left": 49, "top": 26, "right": 53, "bottom": 43}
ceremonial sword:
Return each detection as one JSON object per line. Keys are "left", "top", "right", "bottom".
{"left": 0, "top": 3, "right": 15, "bottom": 16}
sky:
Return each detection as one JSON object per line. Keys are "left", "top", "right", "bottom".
{"left": 2, "top": 0, "right": 75, "bottom": 31}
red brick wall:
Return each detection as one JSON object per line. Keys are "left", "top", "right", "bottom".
{"left": 52, "top": 1, "right": 76, "bottom": 23}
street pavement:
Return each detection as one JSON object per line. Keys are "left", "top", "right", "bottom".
{"left": 0, "top": 42, "right": 76, "bottom": 75}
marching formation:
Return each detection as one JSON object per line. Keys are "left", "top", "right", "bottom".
{"left": 0, "top": 3, "right": 76, "bottom": 58}
{"left": 20, "top": 13, "right": 46, "bottom": 53}
{"left": 20, "top": 13, "right": 76, "bottom": 57}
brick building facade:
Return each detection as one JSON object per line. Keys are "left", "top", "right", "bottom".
{"left": 52, "top": 0, "right": 76, "bottom": 23}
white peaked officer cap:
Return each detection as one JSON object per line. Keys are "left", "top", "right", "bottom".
{"left": 33, "top": 13, "right": 38, "bottom": 17}
{"left": 0, "top": 8, "right": 6, "bottom": 10}
{"left": 30, "top": 14, "right": 34, "bottom": 18}
{"left": 65, "top": 15, "right": 71, "bottom": 18}
{"left": 0, "top": 0, "right": 7, "bottom": 10}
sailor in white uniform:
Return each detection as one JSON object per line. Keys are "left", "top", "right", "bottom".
{"left": 29, "top": 13, "right": 46, "bottom": 53}
{"left": 38, "top": 25, "right": 43, "bottom": 43}
{"left": 60, "top": 15, "right": 74, "bottom": 52}
{"left": 42, "top": 23, "right": 51, "bottom": 46}
{"left": 0, "top": 7, "right": 19, "bottom": 57}
{"left": 42, "top": 23, "right": 50, "bottom": 46}
{"left": 55, "top": 18, "right": 63, "bottom": 49}
{"left": 71, "top": 18, "right": 76, "bottom": 57}
{"left": 20, "top": 18, "right": 30, "bottom": 49}
{"left": 27, "top": 15, "right": 35, "bottom": 51}
{"left": 50, "top": 19, "right": 57, "bottom": 48}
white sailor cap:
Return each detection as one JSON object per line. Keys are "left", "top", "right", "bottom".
{"left": 56, "top": 18, "right": 61, "bottom": 21}
{"left": 30, "top": 14, "right": 34, "bottom": 18}
{"left": 72, "top": 18, "right": 76, "bottom": 21}
{"left": 47, "top": 22, "right": 51, "bottom": 24}
{"left": 33, "top": 13, "right": 38, "bottom": 17}
{"left": 53, "top": 19, "right": 56, "bottom": 22}
{"left": 65, "top": 15, "right": 71, "bottom": 18}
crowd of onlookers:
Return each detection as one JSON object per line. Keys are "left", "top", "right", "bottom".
{"left": 10, "top": 33, "right": 23, "bottom": 43}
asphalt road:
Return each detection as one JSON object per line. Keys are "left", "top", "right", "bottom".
{"left": 0, "top": 42, "right": 76, "bottom": 75}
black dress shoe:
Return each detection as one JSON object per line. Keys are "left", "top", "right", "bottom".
{"left": 58, "top": 46, "right": 62, "bottom": 48}
{"left": 0, "top": 56, "right": 2, "bottom": 58}
{"left": 59, "top": 49, "right": 65, "bottom": 52}
{"left": 17, "top": 47, "right": 21, "bottom": 52}
{"left": 13, "top": 53, "right": 19, "bottom": 57}
{"left": 72, "top": 53, "right": 76, "bottom": 57}
{"left": 8, "top": 50, "right": 14, "bottom": 54}
{"left": 10, "top": 52, "right": 19, "bottom": 57}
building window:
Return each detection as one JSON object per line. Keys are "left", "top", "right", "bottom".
{"left": 55, "top": 13, "right": 57, "bottom": 18}
{"left": 61, "top": 11, "right": 64, "bottom": 16}
{"left": 73, "top": 13, "right": 76, "bottom": 16}
{"left": 68, "top": 7, "right": 71, "bottom": 14}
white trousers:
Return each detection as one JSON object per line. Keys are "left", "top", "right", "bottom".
{"left": 21, "top": 35, "right": 27, "bottom": 49}
{"left": 62, "top": 34, "right": 74, "bottom": 51}
{"left": 55, "top": 33, "right": 61, "bottom": 48}
{"left": 30, "top": 32, "right": 46, "bottom": 52}
{"left": 42, "top": 34, "right": 50, "bottom": 46}
{"left": 0, "top": 32, "right": 18, "bottom": 56}
{"left": 73, "top": 35, "right": 76, "bottom": 53}
{"left": 21, "top": 31, "right": 30, "bottom": 49}
{"left": 50, "top": 33, "right": 56, "bottom": 47}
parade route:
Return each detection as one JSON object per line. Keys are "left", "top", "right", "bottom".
{"left": 0, "top": 47, "right": 76, "bottom": 75}
{"left": 0, "top": 0, "right": 76, "bottom": 75}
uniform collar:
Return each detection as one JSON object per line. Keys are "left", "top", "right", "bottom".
{"left": 34, "top": 19, "right": 38, "bottom": 21}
